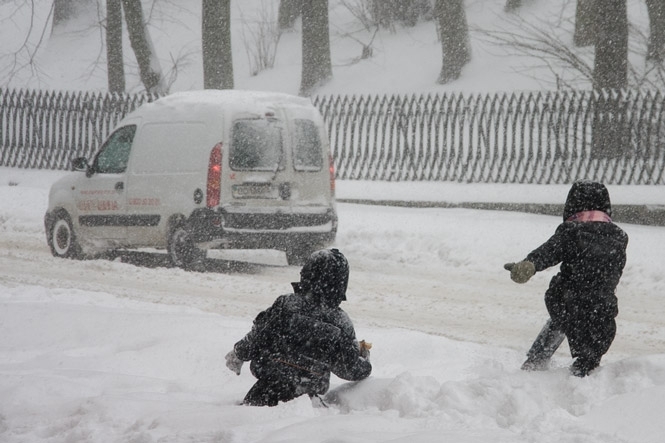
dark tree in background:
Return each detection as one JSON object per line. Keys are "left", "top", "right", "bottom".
{"left": 573, "top": 0, "right": 596, "bottom": 47}
{"left": 646, "top": 0, "right": 665, "bottom": 62}
{"left": 594, "top": 0, "right": 627, "bottom": 90}
{"left": 53, "top": 0, "right": 77, "bottom": 26}
{"left": 504, "top": 0, "right": 522, "bottom": 12}
{"left": 202, "top": 0, "right": 233, "bottom": 89}
{"left": 121, "top": 0, "right": 163, "bottom": 93}
{"left": 592, "top": 0, "right": 628, "bottom": 158}
{"left": 52, "top": 0, "right": 93, "bottom": 28}
{"left": 279, "top": 0, "right": 303, "bottom": 31}
{"left": 370, "top": 0, "right": 429, "bottom": 28}
{"left": 299, "top": 0, "right": 332, "bottom": 96}
{"left": 106, "top": 0, "right": 125, "bottom": 93}
{"left": 435, "top": 0, "right": 470, "bottom": 84}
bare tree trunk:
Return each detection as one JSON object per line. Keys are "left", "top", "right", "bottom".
{"left": 573, "top": 0, "right": 596, "bottom": 47}
{"left": 121, "top": 0, "right": 164, "bottom": 93}
{"left": 593, "top": 0, "right": 627, "bottom": 90}
{"left": 106, "top": 0, "right": 125, "bottom": 93}
{"left": 278, "top": 0, "right": 302, "bottom": 30}
{"left": 592, "top": 0, "right": 628, "bottom": 158}
{"left": 202, "top": 0, "right": 234, "bottom": 89}
{"left": 646, "top": 0, "right": 665, "bottom": 62}
{"left": 299, "top": 0, "right": 332, "bottom": 96}
{"left": 435, "top": 0, "right": 471, "bottom": 84}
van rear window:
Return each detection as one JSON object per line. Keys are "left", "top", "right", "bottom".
{"left": 293, "top": 119, "right": 322, "bottom": 171}
{"left": 230, "top": 119, "right": 284, "bottom": 171}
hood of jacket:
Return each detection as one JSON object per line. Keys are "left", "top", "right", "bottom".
{"left": 563, "top": 180, "right": 612, "bottom": 222}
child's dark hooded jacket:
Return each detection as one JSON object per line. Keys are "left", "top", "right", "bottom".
{"left": 523, "top": 181, "right": 628, "bottom": 357}
{"left": 233, "top": 249, "right": 371, "bottom": 405}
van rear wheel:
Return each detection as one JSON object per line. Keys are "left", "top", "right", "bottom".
{"left": 168, "top": 226, "right": 206, "bottom": 269}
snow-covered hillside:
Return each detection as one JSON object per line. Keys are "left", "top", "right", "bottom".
{"left": 0, "top": 0, "right": 653, "bottom": 95}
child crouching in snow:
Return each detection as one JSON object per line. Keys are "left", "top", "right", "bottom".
{"left": 505, "top": 181, "right": 628, "bottom": 377}
{"left": 224, "top": 249, "right": 372, "bottom": 406}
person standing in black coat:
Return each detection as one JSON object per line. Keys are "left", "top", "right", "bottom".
{"left": 224, "top": 248, "right": 372, "bottom": 406}
{"left": 505, "top": 181, "right": 628, "bottom": 377}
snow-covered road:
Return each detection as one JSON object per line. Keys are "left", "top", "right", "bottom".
{"left": 2, "top": 169, "right": 664, "bottom": 360}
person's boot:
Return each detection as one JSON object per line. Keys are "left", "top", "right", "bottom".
{"left": 521, "top": 319, "right": 566, "bottom": 371}
{"left": 570, "top": 357, "right": 600, "bottom": 377}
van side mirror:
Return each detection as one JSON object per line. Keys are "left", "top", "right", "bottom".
{"left": 72, "top": 157, "right": 89, "bottom": 172}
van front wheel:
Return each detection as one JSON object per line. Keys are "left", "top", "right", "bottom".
{"left": 168, "top": 226, "right": 206, "bottom": 269}
{"left": 48, "top": 212, "right": 82, "bottom": 259}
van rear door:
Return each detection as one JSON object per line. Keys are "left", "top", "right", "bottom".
{"left": 226, "top": 112, "right": 332, "bottom": 206}
{"left": 288, "top": 115, "right": 333, "bottom": 203}
{"left": 221, "top": 107, "right": 335, "bottom": 239}
{"left": 227, "top": 116, "right": 287, "bottom": 202}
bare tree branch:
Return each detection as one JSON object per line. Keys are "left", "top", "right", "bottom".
{"left": 0, "top": 0, "right": 54, "bottom": 86}
{"left": 477, "top": 3, "right": 665, "bottom": 91}
{"left": 475, "top": 12, "right": 594, "bottom": 89}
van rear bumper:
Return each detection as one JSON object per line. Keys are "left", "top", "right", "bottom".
{"left": 188, "top": 207, "right": 337, "bottom": 249}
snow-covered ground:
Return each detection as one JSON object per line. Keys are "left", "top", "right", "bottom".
{"left": 2, "top": 168, "right": 665, "bottom": 443}
{"left": 2, "top": 0, "right": 665, "bottom": 441}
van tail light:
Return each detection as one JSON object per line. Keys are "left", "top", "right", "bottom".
{"left": 329, "top": 154, "right": 336, "bottom": 196}
{"left": 207, "top": 143, "right": 222, "bottom": 208}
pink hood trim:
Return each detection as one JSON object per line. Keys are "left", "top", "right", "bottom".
{"left": 566, "top": 210, "right": 612, "bottom": 223}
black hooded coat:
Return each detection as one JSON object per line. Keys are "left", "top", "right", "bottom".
{"left": 233, "top": 249, "right": 371, "bottom": 406}
{"left": 524, "top": 181, "right": 628, "bottom": 362}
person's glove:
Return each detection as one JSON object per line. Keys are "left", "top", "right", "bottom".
{"left": 225, "top": 349, "right": 244, "bottom": 375}
{"left": 504, "top": 261, "right": 536, "bottom": 284}
{"left": 359, "top": 340, "right": 372, "bottom": 360}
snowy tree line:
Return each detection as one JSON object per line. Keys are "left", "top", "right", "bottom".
{"left": 3, "top": 0, "right": 664, "bottom": 96}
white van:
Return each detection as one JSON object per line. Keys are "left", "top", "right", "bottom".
{"left": 45, "top": 90, "right": 337, "bottom": 267}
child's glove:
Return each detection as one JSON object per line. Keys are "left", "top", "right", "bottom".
{"left": 359, "top": 340, "right": 372, "bottom": 360}
{"left": 504, "top": 261, "right": 535, "bottom": 284}
{"left": 225, "top": 349, "right": 244, "bottom": 375}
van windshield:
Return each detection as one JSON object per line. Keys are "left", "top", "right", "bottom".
{"left": 293, "top": 119, "right": 322, "bottom": 171}
{"left": 230, "top": 119, "right": 284, "bottom": 171}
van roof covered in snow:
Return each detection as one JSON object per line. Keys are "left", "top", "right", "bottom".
{"left": 129, "top": 90, "right": 316, "bottom": 123}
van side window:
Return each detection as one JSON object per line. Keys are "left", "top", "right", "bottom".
{"left": 293, "top": 119, "right": 322, "bottom": 171}
{"left": 230, "top": 119, "right": 283, "bottom": 171}
{"left": 93, "top": 125, "right": 137, "bottom": 174}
